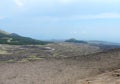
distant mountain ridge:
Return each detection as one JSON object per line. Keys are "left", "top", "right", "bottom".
{"left": 65, "top": 38, "right": 120, "bottom": 50}
{"left": 10, "top": 33, "right": 21, "bottom": 37}
{"left": 65, "top": 38, "right": 88, "bottom": 44}
{"left": 65, "top": 38, "right": 120, "bottom": 45}
{"left": 0, "top": 29, "right": 49, "bottom": 45}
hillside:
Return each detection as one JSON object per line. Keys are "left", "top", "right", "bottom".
{"left": 0, "top": 44, "right": 120, "bottom": 84}
{"left": 0, "top": 43, "right": 101, "bottom": 62}
{"left": 0, "top": 29, "right": 49, "bottom": 45}
{"left": 76, "top": 69, "right": 120, "bottom": 84}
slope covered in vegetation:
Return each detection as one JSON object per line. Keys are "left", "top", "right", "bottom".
{"left": 0, "top": 29, "right": 49, "bottom": 45}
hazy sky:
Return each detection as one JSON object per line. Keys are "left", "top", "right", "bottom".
{"left": 0, "top": 0, "right": 120, "bottom": 42}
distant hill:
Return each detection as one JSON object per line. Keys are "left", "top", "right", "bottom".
{"left": 65, "top": 38, "right": 88, "bottom": 44}
{"left": 65, "top": 39, "right": 120, "bottom": 51}
{"left": 0, "top": 29, "right": 50, "bottom": 45}
{"left": 88, "top": 40, "right": 120, "bottom": 51}
{"left": 88, "top": 40, "right": 120, "bottom": 45}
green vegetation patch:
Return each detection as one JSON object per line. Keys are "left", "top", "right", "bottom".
{"left": 27, "top": 55, "right": 44, "bottom": 61}
{"left": 18, "top": 59, "right": 29, "bottom": 63}
{"left": 6, "top": 59, "right": 16, "bottom": 63}
{"left": 0, "top": 50, "right": 10, "bottom": 54}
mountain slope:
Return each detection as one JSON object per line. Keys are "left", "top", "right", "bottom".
{"left": 0, "top": 47, "right": 120, "bottom": 84}
{"left": 76, "top": 69, "right": 120, "bottom": 84}
{"left": 0, "top": 29, "right": 49, "bottom": 45}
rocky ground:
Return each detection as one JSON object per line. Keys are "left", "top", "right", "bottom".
{"left": 76, "top": 69, "right": 120, "bottom": 84}
{"left": 0, "top": 43, "right": 120, "bottom": 84}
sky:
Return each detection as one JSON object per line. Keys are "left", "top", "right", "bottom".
{"left": 0, "top": 0, "right": 120, "bottom": 42}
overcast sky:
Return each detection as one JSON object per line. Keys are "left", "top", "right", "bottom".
{"left": 0, "top": 0, "right": 120, "bottom": 42}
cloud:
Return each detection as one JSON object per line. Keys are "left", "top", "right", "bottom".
{"left": 0, "top": 16, "right": 6, "bottom": 20}
{"left": 61, "top": 13, "right": 120, "bottom": 20}
{"left": 33, "top": 13, "right": 120, "bottom": 22}
{"left": 12, "top": 0, "right": 120, "bottom": 7}
{"left": 70, "top": 13, "right": 120, "bottom": 20}
{"left": 59, "top": 0, "right": 78, "bottom": 4}
{"left": 70, "top": 31, "right": 78, "bottom": 34}
{"left": 50, "top": 0, "right": 120, "bottom": 4}
{"left": 59, "top": 0, "right": 120, "bottom": 3}
{"left": 70, "top": 30, "right": 88, "bottom": 35}
{"left": 81, "top": 31, "right": 88, "bottom": 34}
{"left": 13, "top": 0, "right": 24, "bottom": 7}
{"left": 88, "top": 0, "right": 120, "bottom": 3}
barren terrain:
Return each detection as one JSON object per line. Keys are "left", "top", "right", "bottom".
{"left": 0, "top": 43, "right": 120, "bottom": 84}
{"left": 76, "top": 69, "right": 120, "bottom": 84}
